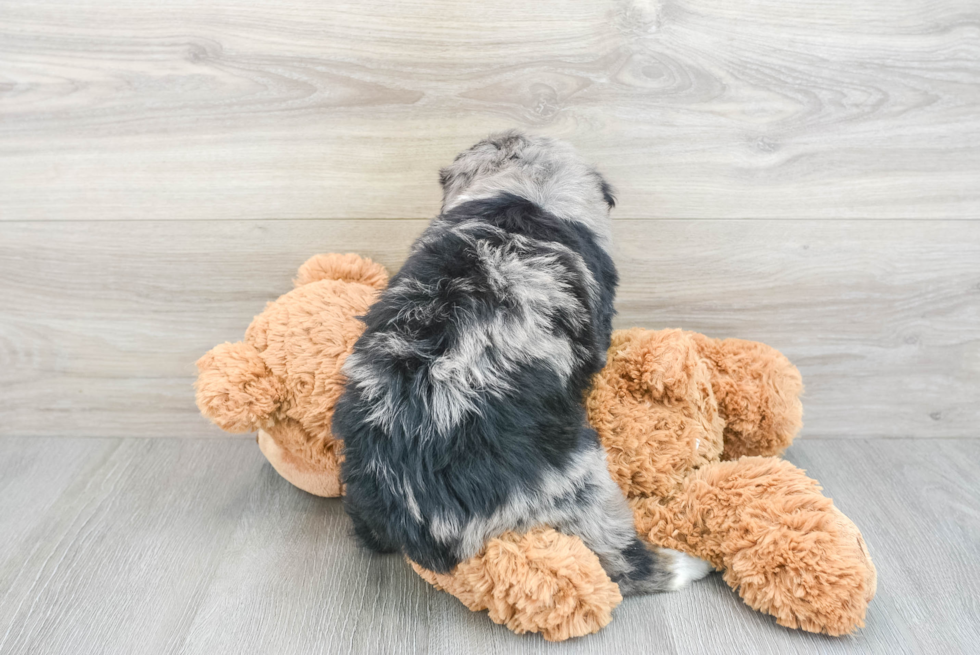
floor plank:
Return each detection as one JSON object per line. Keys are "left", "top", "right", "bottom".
{"left": 0, "top": 438, "right": 263, "bottom": 655}
{"left": 0, "top": 437, "right": 977, "bottom": 654}
{"left": 2, "top": 219, "right": 977, "bottom": 439}
{"left": 2, "top": 0, "right": 979, "bottom": 220}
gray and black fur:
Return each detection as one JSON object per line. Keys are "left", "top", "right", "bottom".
{"left": 335, "top": 131, "right": 709, "bottom": 594}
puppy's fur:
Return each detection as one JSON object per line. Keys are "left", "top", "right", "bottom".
{"left": 335, "top": 131, "right": 709, "bottom": 594}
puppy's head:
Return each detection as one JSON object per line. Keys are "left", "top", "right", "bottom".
{"left": 439, "top": 130, "right": 615, "bottom": 245}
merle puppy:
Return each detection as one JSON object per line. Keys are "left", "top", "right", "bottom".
{"left": 334, "top": 131, "right": 710, "bottom": 594}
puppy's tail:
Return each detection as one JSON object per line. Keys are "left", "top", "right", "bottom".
{"left": 570, "top": 440, "right": 712, "bottom": 596}
{"left": 663, "top": 548, "right": 715, "bottom": 590}
{"left": 611, "top": 536, "right": 713, "bottom": 595}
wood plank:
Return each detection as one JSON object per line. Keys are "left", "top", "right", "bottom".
{"left": 2, "top": 0, "right": 979, "bottom": 220}
{"left": 614, "top": 220, "right": 980, "bottom": 439}
{"left": 1, "top": 219, "right": 977, "bottom": 439}
{"left": 0, "top": 437, "right": 118, "bottom": 574}
{"left": 0, "top": 437, "right": 977, "bottom": 653}
{"left": 0, "top": 437, "right": 263, "bottom": 655}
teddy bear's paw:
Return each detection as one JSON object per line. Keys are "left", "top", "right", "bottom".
{"left": 411, "top": 528, "right": 623, "bottom": 641}
{"left": 663, "top": 549, "right": 714, "bottom": 591}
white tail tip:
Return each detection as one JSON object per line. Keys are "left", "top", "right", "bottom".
{"left": 664, "top": 549, "right": 713, "bottom": 591}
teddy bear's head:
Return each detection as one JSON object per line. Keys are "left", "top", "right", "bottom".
{"left": 195, "top": 253, "right": 387, "bottom": 495}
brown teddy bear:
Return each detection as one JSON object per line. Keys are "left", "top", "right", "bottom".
{"left": 196, "top": 253, "right": 876, "bottom": 642}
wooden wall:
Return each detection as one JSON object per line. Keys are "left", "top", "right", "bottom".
{"left": 2, "top": 0, "right": 978, "bottom": 439}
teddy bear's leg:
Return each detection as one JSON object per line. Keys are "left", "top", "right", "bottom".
{"left": 410, "top": 528, "right": 623, "bottom": 642}
{"left": 257, "top": 420, "right": 343, "bottom": 497}
{"left": 631, "top": 457, "right": 876, "bottom": 636}
{"left": 690, "top": 333, "right": 804, "bottom": 460}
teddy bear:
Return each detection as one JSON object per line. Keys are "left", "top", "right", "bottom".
{"left": 195, "top": 253, "right": 876, "bottom": 642}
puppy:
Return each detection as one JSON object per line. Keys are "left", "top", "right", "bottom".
{"left": 335, "top": 131, "right": 710, "bottom": 594}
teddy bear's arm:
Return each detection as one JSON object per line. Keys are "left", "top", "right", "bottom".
{"left": 410, "top": 527, "right": 622, "bottom": 642}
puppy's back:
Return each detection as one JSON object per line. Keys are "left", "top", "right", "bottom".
{"left": 335, "top": 193, "right": 617, "bottom": 572}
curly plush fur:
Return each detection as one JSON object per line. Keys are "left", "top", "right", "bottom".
{"left": 410, "top": 527, "right": 623, "bottom": 641}
{"left": 589, "top": 328, "right": 876, "bottom": 636}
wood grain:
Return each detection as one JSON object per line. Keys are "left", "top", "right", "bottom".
{"left": 0, "top": 437, "right": 264, "bottom": 655}
{"left": 0, "top": 436, "right": 977, "bottom": 653}
{"left": 1, "top": 219, "right": 977, "bottom": 439}
{"left": 2, "top": 0, "right": 979, "bottom": 220}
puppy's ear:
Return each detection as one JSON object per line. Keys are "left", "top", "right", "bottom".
{"left": 195, "top": 342, "right": 284, "bottom": 433}
{"left": 599, "top": 179, "right": 616, "bottom": 209}
{"left": 294, "top": 253, "right": 388, "bottom": 290}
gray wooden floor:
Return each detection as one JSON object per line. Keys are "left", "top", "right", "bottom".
{"left": 0, "top": 436, "right": 977, "bottom": 655}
